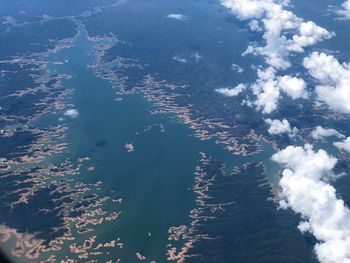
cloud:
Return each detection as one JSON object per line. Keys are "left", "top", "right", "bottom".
{"left": 64, "top": 109, "right": 79, "bottom": 118}
{"left": 167, "top": 14, "right": 187, "bottom": 21}
{"left": 272, "top": 144, "right": 350, "bottom": 263}
{"left": 303, "top": 52, "right": 350, "bottom": 114}
{"left": 265, "top": 118, "right": 298, "bottom": 137}
{"left": 193, "top": 52, "right": 202, "bottom": 62}
{"left": 173, "top": 56, "right": 187, "bottom": 63}
{"left": 311, "top": 126, "right": 345, "bottom": 141}
{"left": 215, "top": 83, "right": 246, "bottom": 97}
{"left": 221, "top": 0, "right": 334, "bottom": 69}
{"left": 338, "top": 1, "right": 350, "bottom": 19}
{"left": 219, "top": 0, "right": 334, "bottom": 113}
{"left": 251, "top": 67, "right": 280, "bottom": 113}
{"left": 221, "top": 3, "right": 350, "bottom": 263}
{"left": 231, "top": 63, "right": 244, "bottom": 73}
{"left": 278, "top": 75, "right": 308, "bottom": 99}
{"left": 334, "top": 137, "right": 350, "bottom": 153}
{"left": 249, "top": 67, "right": 307, "bottom": 113}
{"left": 248, "top": 19, "right": 262, "bottom": 31}
{"left": 289, "top": 21, "right": 335, "bottom": 53}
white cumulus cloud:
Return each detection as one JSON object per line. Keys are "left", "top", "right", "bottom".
{"left": 289, "top": 21, "right": 334, "bottom": 53}
{"left": 303, "top": 52, "right": 350, "bottom": 114}
{"left": 219, "top": 0, "right": 333, "bottom": 113}
{"left": 221, "top": 0, "right": 334, "bottom": 69}
{"left": 215, "top": 83, "right": 246, "bottom": 97}
{"left": 278, "top": 75, "right": 308, "bottom": 99}
{"left": 167, "top": 13, "right": 187, "bottom": 21}
{"left": 265, "top": 118, "right": 298, "bottom": 137}
{"left": 334, "top": 137, "right": 350, "bottom": 153}
{"left": 251, "top": 67, "right": 280, "bottom": 113}
{"left": 272, "top": 144, "right": 350, "bottom": 263}
{"left": 249, "top": 67, "right": 307, "bottom": 113}
{"left": 64, "top": 109, "right": 79, "bottom": 118}
{"left": 311, "top": 126, "right": 345, "bottom": 141}
{"left": 173, "top": 56, "right": 187, "bottom": 63}
{"left": 231, "top": 63, "right": 244, "bottom": 73}
{"left": 338, "top": 1, "right": 350, "bottom": 19}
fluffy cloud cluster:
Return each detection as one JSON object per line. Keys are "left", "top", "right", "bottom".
{"left": 167, "top": 14, "right": 187, "bottom": 21}
{"left": 338, "top": 1, "right": 350, "bottom": 19}
{"left": 251, "top": 67, "right": 280, "bottom": 113}
{"left": 219, "top": 0, "right": 331, "bottom": 113}
{"left": 272, "top": 144, "right": 350, "bottom": 263}
{"left": 251, "top": 67, "right": 307, "bottom": 113}
{"left": 221, "top": 0, "right": 334, "bottom": 69}
{"left": 64, "top": 109, "right": 79, "bottom": 118}
{"left": 311, "top": 126, "right": 345, "bottom": 141}
{"left": 334, "top": 137, "right": 350, "bottom": 153}
{"left": 265, "top": 118, "right": 298, "bottom": 137}
{"left": 303, "top": 52, "right": 350, "bottom": 114}
{"left": 215, "top": 83, "right": 246, "bottom": 97}
{"left": 278, "top": 75, "right": 308, "bottom": 99}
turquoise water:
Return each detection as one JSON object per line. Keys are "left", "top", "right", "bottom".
{"left": 44, "top": 28, "right": 243, "bottom": 262}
